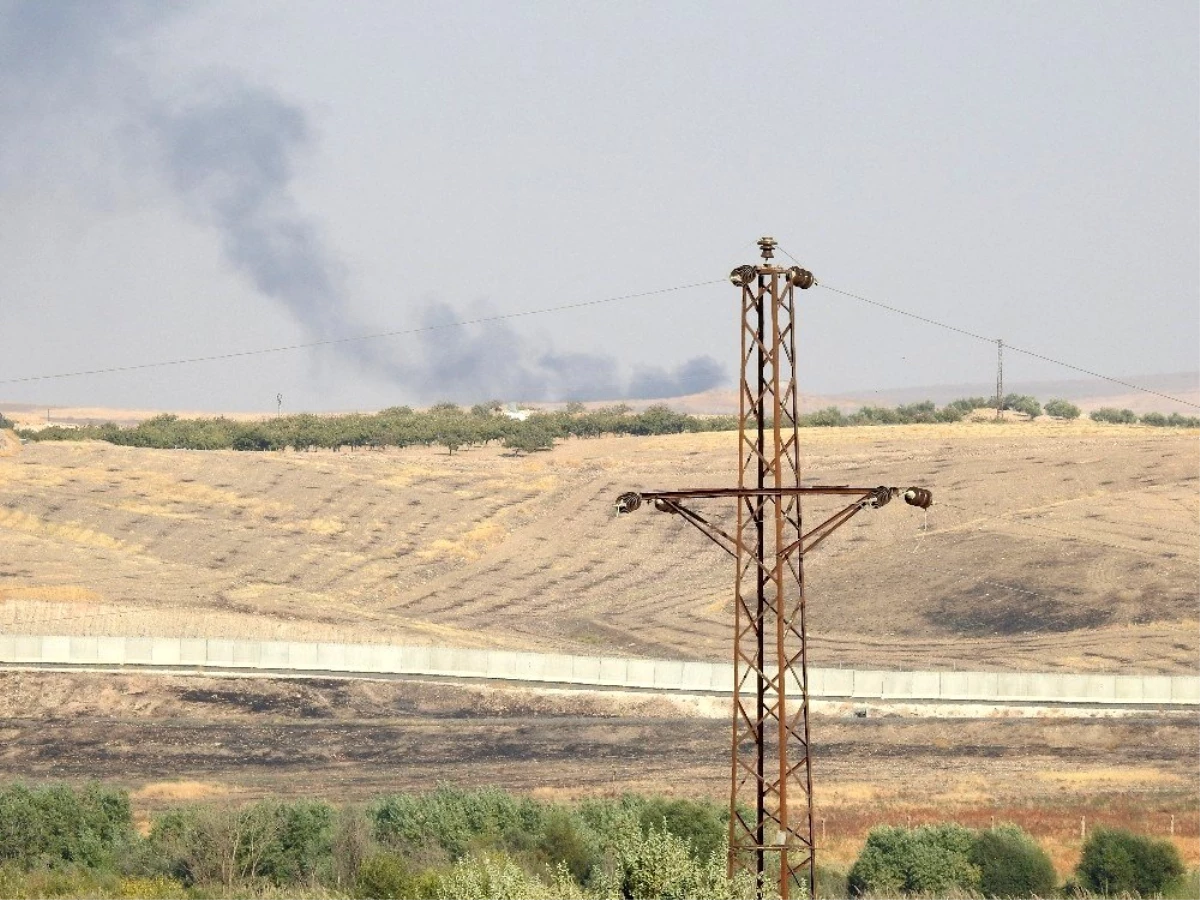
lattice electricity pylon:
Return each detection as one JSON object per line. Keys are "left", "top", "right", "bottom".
{"left": 615, "top": 236, "right": 932, "bottom": 900}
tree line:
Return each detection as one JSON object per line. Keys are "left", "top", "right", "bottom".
{"left": 0, "top": 782, "right": 1190, "bottom": 898}
{"left": 1089, "top": 407, "right": 1200, "bottom": 427}
{"left": 8, "top": 395, "right": 1196, "bottom": 456}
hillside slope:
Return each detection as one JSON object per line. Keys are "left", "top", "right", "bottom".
{"left": 0, "top": 421, "right": 1195, "bottom": 673}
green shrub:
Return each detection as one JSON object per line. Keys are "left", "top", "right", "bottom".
{"left": 148, "top": 799, "right": 335, "bottom": 887}
{"left": 599, "top": 821, "right": 755, "bottom": 900}
{"left": 1076, "top": 827, "right": 1184, "bottom": 897}
{"left": 1140, "top": 412, "right": 1168, "bottom": 427}
{"left": 1003, "top": 394, "right": 1042, "bottom": 418}
{"left": 934, "top": 405, "right": 965, "bottom": 422}
{"left": 1044, "top": 398, "right": 1081, "bottom": 420}
{"left": 1166, "top": 413, "right": 1200, "bottom": 428}
{"left": 502, "top": 421, "right": 555, "bottom": 454}
{"left": 629, "top": 405, "right": 690, "bottom": 436}
{"left": 803, "top": 407, "right": 847, "bottom": 427}
{"left": 634, "top": 798, "right": 727, "bottom": 864}
{"left": 947, "top": 396, "right": 994, "bottom": 413}
{"left": 258, "top": 799, "right": 336, "bottom": 885}
{"left": 1090, "top": 407, "right": 1137, "bottom": 424}
{"left": 354, "top": 851, "right": 432, "bottom": 899}
{"left": 536, "top": 808, "right": 600, "bottom": 884}
{"left": 230, "top": 426, "right": 284, "bottom": 452}
{"left": 435, "top": 852, "right": 584, "bottom": 900}
{"left": 971, "top": 824, "right": 1056, "bottom": 898}
{"left": 849, "top": 406, "right": 900, "bottom": 425}
{"left": 848, "top": 824, "right": 980, "bottom": 896}
{"left": 370, "top": 785, "right": 545, "bottom": 861}
{"left": 0, "top": 782, "right": 135, "bottom": 871}
{"left": 896, "top": 401, "right": 938, "bottom": 424}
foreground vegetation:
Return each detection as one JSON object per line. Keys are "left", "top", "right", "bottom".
{"left": 0, "top": 782, "right": 1191, "bottom": 899}
{"left": 10, "top": 395, "right": 1197, "bottom": 455}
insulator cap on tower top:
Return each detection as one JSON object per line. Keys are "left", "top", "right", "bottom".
{"left": 867, "top": 486, "right": 896, "bottom": 508}
{"left": 729, "top": 265, "right": 758, "bottom": 287}
{"left": 787, "top": 266, "right": 815, "bottom": 289}
{"left": 614, "top": 492, "right": 642, "bottom": 514}
{"left": 903, "top": 487, "right": 933, "bottom": 509}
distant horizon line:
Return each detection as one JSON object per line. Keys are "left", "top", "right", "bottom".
{"left": 3, "top": 368, "right": 1198, "bottom": 422}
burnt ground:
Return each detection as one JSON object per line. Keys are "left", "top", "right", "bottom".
{"left": 0, "top": 670, "right": 1195, "bottom": 875}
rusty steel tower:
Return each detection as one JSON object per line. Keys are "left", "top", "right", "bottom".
{"left": 615, "top": 237, "right": 932, "bottom": 899}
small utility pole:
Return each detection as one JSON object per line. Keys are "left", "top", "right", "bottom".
{"left": 276, "top": 393, "right": 283, "bottom": 417}
{"left": 994, "top": 339, "right": 1004, "bottom": 420}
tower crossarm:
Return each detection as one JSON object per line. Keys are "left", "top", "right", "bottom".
{"left": 615, "top": 485, "right": 932, "bottom": 559}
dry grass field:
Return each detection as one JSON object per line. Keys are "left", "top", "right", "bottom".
{"left": 1, "top": 418, "right": 1197, "bottom": 877}
{"left": 0, "top": 419, "right": 1195, "bottom": 673}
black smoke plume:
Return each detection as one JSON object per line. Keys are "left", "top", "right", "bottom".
{"left": 391, "top": 300, "right": 723, "bottom": 403}
{"left": 0, "top": 1, "right": 725, "bottom": 403}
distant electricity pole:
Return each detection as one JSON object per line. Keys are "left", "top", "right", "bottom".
{"left": 616, "top": 237, "right": 932, "bottom": 899}
{"left": 994, "top": 339, "right": 1004, "bottom": 420}
{"left": 276, "top": 393, "right": 283, "bottom": 417}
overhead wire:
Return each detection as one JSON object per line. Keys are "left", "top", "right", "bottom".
{"left": 4, "top": 241, "right": 1193, "bottom": 408}
{"left": 0, "top": 278, "right": 724, "bottom": 387}
{"left": 2, "top": 242, "right": 1194, "bottom": 639}
{"left": 775, "top": 245, "right": 1199, "bottom": 409}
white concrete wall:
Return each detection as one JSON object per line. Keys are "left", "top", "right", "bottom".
{"left": 0, "top": 634, "right": 1195, "bottom": 707}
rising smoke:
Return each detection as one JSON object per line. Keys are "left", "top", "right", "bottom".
{"left": 0, "top": 1, "right": 724, "bottom": 403}
{"left": 150, "top": 84, "right": 354, "bottom": 344}
{"left": 393, "top": 301, "right": 723, "bottom": 402}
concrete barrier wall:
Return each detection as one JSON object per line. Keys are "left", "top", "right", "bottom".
{"left": 0, "top": 634, "right": 1195, "bottom": 707}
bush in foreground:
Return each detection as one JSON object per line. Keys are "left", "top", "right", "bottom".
{"left": 354, "top": 851, "right": 439, "bottom": 899}
{"left": 971, "top": 824, "right": 1056, "bottom": 898}
{"left": 848, "top": 823, "right": 979, "bottom": 896}
{"left": 0, "top": 782, "right": 135, "bottom": 871}
{"left": 1075, "top": 827, "right": 1184, "bottom": 898}
{"left": 149, "top": 798, "right": 335, "bottom": 887}
{"left": 848, "top": 821, "right": 1064, "bottom": 897}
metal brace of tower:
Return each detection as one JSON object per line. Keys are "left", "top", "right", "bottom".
{"left": 615, "top": 236, "right": 932, "bottom": 899}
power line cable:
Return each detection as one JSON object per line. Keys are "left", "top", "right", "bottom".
{"left": 0, "top": 279, "right": 723, "bottom": 387}
{"left": 776, "top": 246, "right": 1198, "bottom": 409}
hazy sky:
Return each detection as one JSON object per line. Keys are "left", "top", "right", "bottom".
{"left": 1, "top": 1, "right": 1196, "bottom": 412}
